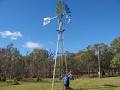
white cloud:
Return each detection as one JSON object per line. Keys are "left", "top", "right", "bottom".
{"left": 24, "top": 42, "right": 41, "bottom": 49}
{"left": 0, "top": 31, "right": 22, "bottom": 40}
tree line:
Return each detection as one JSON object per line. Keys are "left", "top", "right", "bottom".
{"left": 0, "top": 37, "right": 120, "bottom": 81}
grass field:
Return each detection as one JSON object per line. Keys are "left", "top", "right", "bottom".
{"left": 0, "top": 77, "right": 120, "bottom": 90}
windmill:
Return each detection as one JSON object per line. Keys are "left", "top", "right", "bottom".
{"left": 43, "top": 0, "right": 71, "bottom": 90}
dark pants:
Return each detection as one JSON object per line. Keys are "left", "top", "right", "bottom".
{"left": 64, "top": 84, "right": 69, "bottom": 90}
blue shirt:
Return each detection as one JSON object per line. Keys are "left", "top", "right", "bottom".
{"left": 63, "top": 75, "right": 70, "bottom": 85}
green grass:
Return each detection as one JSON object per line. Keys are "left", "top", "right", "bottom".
{"left": 0, "top": 77, "right": 120, "bottom": 90}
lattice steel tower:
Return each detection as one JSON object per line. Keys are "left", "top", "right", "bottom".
{"left": 43, "top": 0, "right": 71, "bottom": 90}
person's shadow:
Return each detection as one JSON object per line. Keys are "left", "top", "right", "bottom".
{"left": 69, "top": 87, "right": 85, "bottom": 90}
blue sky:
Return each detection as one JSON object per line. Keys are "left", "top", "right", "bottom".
{"left": 0, "top": 0, "right": 120, "bottom": 55}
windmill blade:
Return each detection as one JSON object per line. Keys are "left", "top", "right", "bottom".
{"left": 64, "top": 2, "right": 71, "bottom": 14}
{"left": 64, "top": 2, "right": 72, "bottom": 24}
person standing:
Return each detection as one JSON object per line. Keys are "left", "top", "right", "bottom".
{"left": 63, "top": 74, "right": 70, "bottom": 90}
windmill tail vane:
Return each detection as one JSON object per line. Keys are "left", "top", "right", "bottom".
{"left": 43, "top": 16, "right": 57, "bottom": 26}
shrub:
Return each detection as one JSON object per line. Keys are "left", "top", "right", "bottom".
{"left": 6, "top": 79, "right": 20, "bottom": 85}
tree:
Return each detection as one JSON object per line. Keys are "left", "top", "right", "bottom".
{"left": 0, "top": 43, "right": 22, "bottom": 80}
{"left": 111, "top": 37, "right": 120, "bottom": 53}
{"left": 30, "top": 48, "right": 49, "bottom": 61}
{"left": 29, "top": 48, "right": 50, "bottom": 79}
{"left": 111, "top": 53, "right": 120, "bottom": 69}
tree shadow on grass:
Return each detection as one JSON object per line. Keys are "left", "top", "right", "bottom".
{"left": 103, "top": 84, "right": 120, "bottom": 88}
{"left": 69, "top": 84, "right": 120, "bottom": 90}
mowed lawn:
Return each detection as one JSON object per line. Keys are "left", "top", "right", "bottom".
{"left": 0, "top": 77, "right": 120, "bottom": 90}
